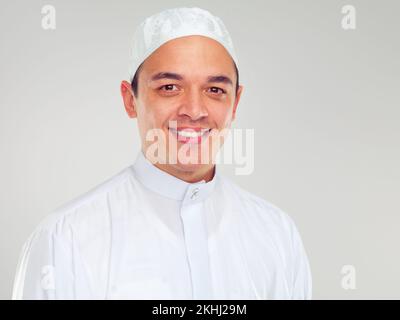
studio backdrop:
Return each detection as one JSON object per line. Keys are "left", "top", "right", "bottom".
{"left": 0, "top": 0, "right": 399, "bottom": 299}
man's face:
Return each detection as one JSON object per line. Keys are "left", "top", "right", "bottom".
{"left": 121, "top": 35, "right": 243, "bottom": 180}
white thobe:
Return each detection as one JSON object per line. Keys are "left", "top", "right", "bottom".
{"left": 12, "top": 151, "right": 312, "bottom": 299}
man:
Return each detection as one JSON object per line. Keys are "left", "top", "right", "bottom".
{"left": 12, "top": 7, "right": 312, "bottom": 299}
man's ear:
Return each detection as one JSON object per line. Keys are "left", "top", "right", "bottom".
{"left": 120, "top": 80, "right": 137, "bottom": 118}
{"left": 231, "top": 85, "right": 243, "bottom": 122}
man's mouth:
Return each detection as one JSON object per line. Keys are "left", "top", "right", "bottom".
{"left": 168, "top": 127, "right": 212, "bottom": 144}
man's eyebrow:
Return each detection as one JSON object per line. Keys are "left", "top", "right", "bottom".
{"left": 207, "top": 75, "right": 233, "bottom": 86}
{"left": 150, "top": 72, "right": 183, "bottom": 82}
{"left": 149, "top": 72, "right": 233, "bottom": 86}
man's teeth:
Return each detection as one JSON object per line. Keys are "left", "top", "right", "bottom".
{"left": 170, "top": 129, "right": 210, "bottom": 138}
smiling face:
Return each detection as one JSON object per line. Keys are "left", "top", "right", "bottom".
{"left": 121, "top": 35, "right": 243, "bottom": 182}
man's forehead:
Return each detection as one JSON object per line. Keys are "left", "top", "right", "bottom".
{"left": 144, "top": 36, "right": 233, "bottom": 63}
{"left": 157, "top": 35, "right": 228, "bottom": 49}
{"left": 140, "top": 42, "right": 236, "bottom": 83}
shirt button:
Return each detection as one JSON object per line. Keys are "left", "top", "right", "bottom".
{"left": 191, "top": 188, "right": 199, "bottom": 200}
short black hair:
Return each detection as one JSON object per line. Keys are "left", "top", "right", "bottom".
{"left": 130, "top": 60, "right": 240, "bottom": 98}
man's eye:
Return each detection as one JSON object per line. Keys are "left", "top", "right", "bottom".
{"left": 208, "top": 87, "right": 226, "bottom": 94}
{"left": 159, "top": 84, "right": 178, "bottom": 91}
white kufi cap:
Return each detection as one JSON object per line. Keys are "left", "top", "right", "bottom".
{"left": 128, "top": 7, "right": 238, "bottom": 81}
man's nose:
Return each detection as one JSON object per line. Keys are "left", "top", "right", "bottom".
{"left": 177, "top": 89, "right": 208, "bottom": 121}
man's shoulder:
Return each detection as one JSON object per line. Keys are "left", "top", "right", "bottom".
{"left": 217, "top": 174, "right": 296, "bottom": 230}
{"left": 33, "top": 164, "right": 135, "bottom": 236}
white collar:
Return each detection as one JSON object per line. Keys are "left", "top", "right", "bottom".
{"left": 131, "top": 150, "right": 218, "bottom": 203}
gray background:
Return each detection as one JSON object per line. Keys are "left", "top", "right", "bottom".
{"left": 1, "top": 0, "right": 399, "bottom": 299}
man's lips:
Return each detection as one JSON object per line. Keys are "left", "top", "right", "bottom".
{"left": 168, "top": 127, "right": 211, "bottom": 144}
